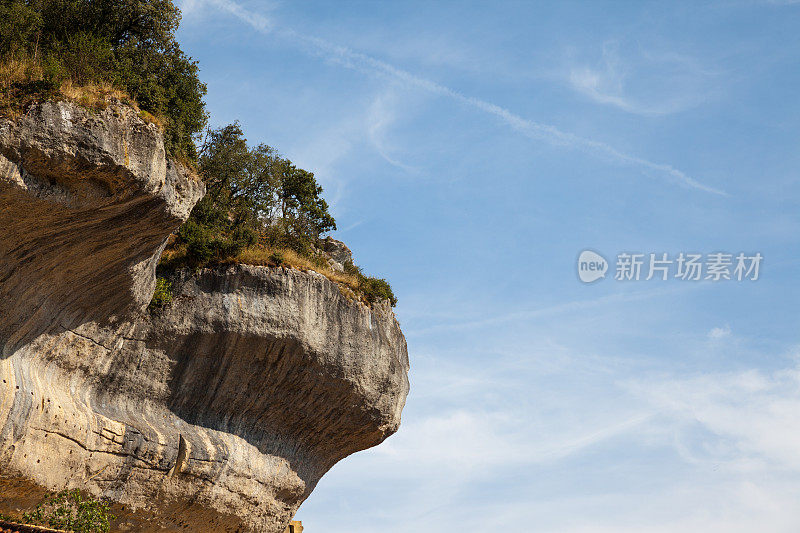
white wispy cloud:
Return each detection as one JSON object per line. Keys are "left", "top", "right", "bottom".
{"left": 183, "top": 0, "right": 727, "bottom": 196}
{"left": 291, "top": 32, "right": 726, "bottom": 195}
{"left": 315, "top": 351, "right": 800, "bottom": 533}
{"left": 631, "top": 361, "right": 800, "bottom": 471}
{"left": 708, "top": 324, "right": 732, "bottom": 339}
{"left": 187, "top": 0, "right": 274, "bottom": 32}
{"left": 371, "top": 375, "right": 653, "bottom": 473}
{"left": 567, "top": 41, "right": 713, "bottom": 117}
{"left": 367, "top": 90, "right": 418, "bottom": 173}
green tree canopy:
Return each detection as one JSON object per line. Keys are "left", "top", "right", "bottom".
{"left": 0, "top": 0, "right": 207, "bottom": 158}
{"left": 178, "top": 123, "right": 337, "bottom": 264}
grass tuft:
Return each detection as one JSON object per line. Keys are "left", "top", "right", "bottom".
{"left": 231, "top": 245, "right": 364, "bottom": 293}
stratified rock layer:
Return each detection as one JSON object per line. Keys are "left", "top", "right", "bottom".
{"left": 0, "top": 101, "right": 409, "bottom": 532}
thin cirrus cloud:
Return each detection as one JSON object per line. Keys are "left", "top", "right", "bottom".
{"left": 567, "top": 42, "right": 714, "bottom": 117}
{"left": 708, "top": 324, "right": 733, "bottom": 339}
{"left": 315, "top": 338, "right": 800, "bottom": 533}
{"left": 569, "top": 67, "right": 692, "bottom": 116}
{"left": 629, "top": 357, "right": 800, "bottom": 471}
{"left": 369, "top": 407, "right": 654, "bottom": 475}
{"left": 366, "top": 90, "right": 419, "bottom": 174}
{"left": 182, "top": 0, "right": 727, "bottom": 196}
{"left": 360, "top": 349, "right": 800, "bottom": 532}
{"left": 406, "top": 284, "right": 692, "bottom": 337}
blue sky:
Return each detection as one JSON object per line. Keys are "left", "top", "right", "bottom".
{"left": 176, "top": 1, "right": 800, "bottom": 531}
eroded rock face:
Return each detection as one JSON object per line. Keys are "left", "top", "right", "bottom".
{"left": 0, "top": 100, "right": 202, "bottom": 353}
{"left": 0, "top": 102, "right": 409, "bottom": 532}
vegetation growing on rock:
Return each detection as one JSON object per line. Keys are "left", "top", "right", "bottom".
{"left": 0, "top": 0, "right": 207, "bottom": 159}
{"left": 158, "top": 121, "right": 398, "bottom": 306}
{"left": 0, "top": 0, "right": 396, "bottom": 306}
{"left": 21, "top": 489, "right": 114, "bottom": 533}
{"left": 148, "top": 276, "right": 173, "bottom": 309}
{"left": 177, "top": 121, "right": 336, "bottom": 265}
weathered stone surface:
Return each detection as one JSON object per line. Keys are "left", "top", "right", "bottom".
{"left": 321, "top": 237, "right": 353, "bottom": 272}
{"left": 0, "top": 102, "right": 409, "bottom": 532}
{"left": 0, "top": 100, "right": 203, "bottom": 353}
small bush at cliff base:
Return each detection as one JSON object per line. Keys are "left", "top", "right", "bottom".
{"left": 21, "top": 489, "right": 114, "bottom": 533}
{"left": 149, "top": 277, "right": 173, "bottom": 308}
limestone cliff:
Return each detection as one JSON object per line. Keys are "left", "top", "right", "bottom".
{"left": 0, "top": 101, "right": 410, "bottom": 532}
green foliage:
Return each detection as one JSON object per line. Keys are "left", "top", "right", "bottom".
{"left": 149, "top": 276, "right": 173, "bottom": 308}
{"left": 50, "top": 31, "right": 115, "bottom": 85}
{"left": 0, "top": 2, "right": 42, "bottom": 54}
{"left": 0, "top": 0, "right": 207, "bottom": 158}
{"left": 267, "top": 156, "right": 337, "bottom": 246}
{"left": 177, "top": 122, "right": 336, "bottom": 266}
{"left": 360, "top": 276, "right": 397, "bottom": 306}
{"left": 21, "top": 489, "right": 114, "bottom": 533}
{"left": 343, "top": 261, "right": 397, "bottom": 306}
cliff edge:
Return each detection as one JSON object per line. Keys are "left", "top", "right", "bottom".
{"left": 0, "top": 101, "right": 410, "bottom": 532}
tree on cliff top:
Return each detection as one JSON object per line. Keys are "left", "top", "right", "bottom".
{"left": 177, "top": 123, "right": 337, "bottom": 264}
{"left": 0, "top": 0, "right": 207, "bottom": 158}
